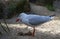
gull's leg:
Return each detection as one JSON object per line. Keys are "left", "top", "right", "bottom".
{"left": 32, "top": 27, "right": 35, "bottom": 37}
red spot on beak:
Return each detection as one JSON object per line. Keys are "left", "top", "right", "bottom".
{"left": 16, "top": 18, "right": 20, "bottom": 22}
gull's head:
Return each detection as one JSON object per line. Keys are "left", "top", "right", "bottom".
{"left": 19, "top": 13, "right": 27, "bottom": 17}
{"left": 16, "top": 12, "right": 27, "bottom": 22}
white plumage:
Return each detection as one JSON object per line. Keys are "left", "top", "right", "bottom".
{"left": 16, "top": 12, "right": 55, "bottom": 36}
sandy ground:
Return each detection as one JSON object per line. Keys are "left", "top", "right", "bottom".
{"left": 0, "top": 4, "right": 60, "bottom": 39}
{"left": 0, "top": 15, "right": 60, "bottom": 39}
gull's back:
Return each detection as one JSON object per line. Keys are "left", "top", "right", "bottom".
{"left": 27, "top": 15, "right": 52, "bottom": 25}
{"left": 19, "top": 13, "right": 54, "bottom": 25}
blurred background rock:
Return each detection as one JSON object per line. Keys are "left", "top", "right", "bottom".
{"left": 0, "top": 0, "right": 30, "bottom": 19}
{"left": 0, "top": 0, "right": 60, "bottom": 19}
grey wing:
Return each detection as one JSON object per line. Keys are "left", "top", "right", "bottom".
{"left": 29, "top": 17, "right": 48, "bottom": 25}
{"left": 29, "top": 16, "right": 50, "bottom": 25}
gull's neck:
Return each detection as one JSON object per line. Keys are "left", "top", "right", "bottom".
{"left": 20, "top": 13, "right": 27, "bottom": 20}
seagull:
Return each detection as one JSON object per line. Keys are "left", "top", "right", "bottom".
{"left": 16, "top": 12, "right": 55, "bottom": 37}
